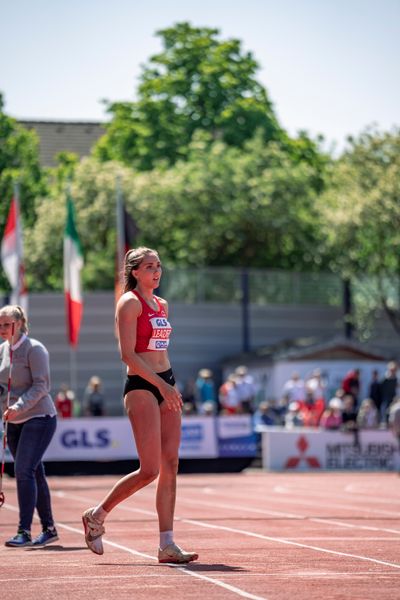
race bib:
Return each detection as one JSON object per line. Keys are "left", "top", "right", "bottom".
{"left": 147, "top": 316, "right": 172, "bottom": 351}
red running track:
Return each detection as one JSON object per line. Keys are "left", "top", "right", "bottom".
{"left": 0, "top": 471, "right": 400, "bottom": 600}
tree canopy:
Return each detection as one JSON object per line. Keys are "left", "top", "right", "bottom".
{"left": 25, "top": 132, "right": 330, "bottom": 291}
{"left": 318, "top": 127, "right": 400, "bottom": 335}
{"left": 94, "top": 22, "right": 283, "bottom": 170}
{"left": 0, "top": 93, "right": 47, "bottom": 291}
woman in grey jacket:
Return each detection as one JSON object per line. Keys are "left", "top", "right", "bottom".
{"left": 0, "top": 305, "right": 58, "bottom": 547}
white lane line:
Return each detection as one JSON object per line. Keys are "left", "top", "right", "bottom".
{"left": 181, "top": 484, "right": 400, "bottom": 518}
{"left": 271, "top": 484, "right": 400, "bottom": 506}
{"left": 0, "top": 575, "right": 183, "bottom": 582}
{"left": 60, "top": 523, "right": 268, "bottom": 600}
{"left": 53, "top": 488, "right": 302, "bottom": 521}
{"left": 311, "top": 517, "right": 400, "bottom": 535}
{"left": 53, "top": 489, "right": 400, "bottom": 571}
{"left": 269, "top": 537, "right": 400, "bottom": 541}
{"left": 54, "top": 488, "right": 400, "bottom": 539}
{"left": 181, "top": 519, "right": 400, "bottom": 570}
{"left": 1, "top": 504, "right": 268, "bottom": 600}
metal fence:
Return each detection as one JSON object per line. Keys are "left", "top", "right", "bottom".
{"left": 160, "top": 267, "right": 343, "bottom": 306}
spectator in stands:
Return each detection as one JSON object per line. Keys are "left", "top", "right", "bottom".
{"left": 299, "top": 389, "right": 325, "bottom": 427}
{"left": 388, "top": 397, "right": 400, "bottom": 470}
{"left": 380, "top": 362, "right": 398, "bottom": 425}
{"left": 356, "top": 398, "right": 379, "bottom": 429}
{"left": 274, "top": 394, "right": 291, "bottom": 425}
{"left": 54, "top": 383, "right": 74, "bottom": 418}
{"left": 182, "top": 378, "right": 197, "bottom": 409}
{"left": 369, "top": 369, "right": 382, "bottom": 414}
{"left": 282, "top": 372, "right": 306, "bottom": 404}
{"left": 319, "top": 398, "right": 343, "bottom": 430}
{"left": 306, "top": 368, "right": 326, "bottom": 404}
{"left": 341, "top": 394, "right": 358, "bottom": 429}
{"left": 181, "top": 378, "right": 198, "bottom": 415}
{"left": 234, "top": 365, "right": 257, "bottom": 414}
{"left": 84, "top": 376, "right": 105, "bottom": 417}
{"left": 253, "top": 400, "right": 279, "bottom": 427}
{"left": 201, "top": 401, "right": 216, "bottom": 416}
{"left": 341, "top": 394, "right": 359, "bottom": 445}
{"left": 195, "top": 368, "right": 217, "bottom": 414}
{"left": 284, "top": 402, "right": 304, "bottom": 429}
{"left": 218, "top": 374, "right": 241, "bottom": 415}
{"left": 182, "top": 401, "right": 196, "bottom": 416}
{"left": 341, "top": 369, "right": 361, "bottom": 406}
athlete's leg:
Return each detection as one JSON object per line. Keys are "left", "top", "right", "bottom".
{"left": 156, "top": 400, "right": 181, "bottom": 531}
{"left": 156, "top": 397, "right": 199, "bottom": 563}
{"left": 100, "top": 390, "right": 162, "bottom": 513}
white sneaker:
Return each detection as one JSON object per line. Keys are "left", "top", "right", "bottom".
{"left": 158, "top": 542, "right": 199, "bottom": 564}
{"left": 82, "top": 508, "right": 105, "bottom": 555}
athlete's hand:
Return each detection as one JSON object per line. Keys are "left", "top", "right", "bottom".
{"left": 159, "top": 382, "right": 183, "bottom": 412}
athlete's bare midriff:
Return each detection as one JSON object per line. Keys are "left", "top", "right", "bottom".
{"left": 127, "top": 349, "right": 171, "bottom": 376}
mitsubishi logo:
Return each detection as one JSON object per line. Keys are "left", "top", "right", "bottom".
{"left": 285, "top": 435, "right": 321, "bottom": 469}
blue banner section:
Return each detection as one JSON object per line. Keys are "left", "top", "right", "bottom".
{"left": 217, "top": 415, "right": 258, "bottom": 457}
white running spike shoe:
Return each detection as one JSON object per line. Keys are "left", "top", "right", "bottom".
{"left": 158, "top": 542, "right": 199, "bottom": 564}
{"left": 82, "top": 508, "right": 105, "bottom": 555}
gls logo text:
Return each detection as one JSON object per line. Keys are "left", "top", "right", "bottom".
{"left": 61, "top": 428, "right": 111, "bottom": 448}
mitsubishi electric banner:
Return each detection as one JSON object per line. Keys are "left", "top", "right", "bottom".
{"left": 258, "top": 427, "right": 399, "bottom": 471}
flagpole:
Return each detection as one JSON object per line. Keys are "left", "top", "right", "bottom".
{"left": 13, "top": 182, "right": 21, "bottom": 309}
{"left": 69, "top": 346, "right": 79, "bottom": 413}
{"left": 13, "top": 182, "right": 19, "bottom": 307}
{"left": 116, "top": 175, "right": 124, "bottom": 293}
{"left": 115, "top": 176, "right": 127, "bottom": 393}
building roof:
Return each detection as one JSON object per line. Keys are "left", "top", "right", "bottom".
{"left": 222, "top": 336, "right": 393, "bottom": 369}
{"left": 19, "top": 119, "right": 106, "bottom": 167}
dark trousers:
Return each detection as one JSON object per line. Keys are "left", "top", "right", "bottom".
{"left": 7, "top": 416, "right": 57, "bottom": 532}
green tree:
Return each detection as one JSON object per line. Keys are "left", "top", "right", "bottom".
{"left": 318, "top": 128, "right": 400, "bottom": 336}
{"left": 27, "top": 131, "right": 328, "bottom": 291}
{"left": 95, "top": 22, "right": 282, "bottom": 170}
{"left": 0, "top": 93, "right": 47, "bottom": 291}
{"left": 124, "top": 132, "right": 327, "bottom": 271}
{"left": 25, "top": 157, "right": 138, "bottom": 291}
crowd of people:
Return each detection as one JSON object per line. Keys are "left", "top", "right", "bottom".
{"left": 178, "top": 365, "right": 258, "bottom": 417}
{"left": 60, "top": 362, "right": 399, "bottom": 435}
{"left": 253, "top": 363, "right": 400, "bottom": 434}
{"left": 54, "top": 375, "right": 106, "bottom": 418}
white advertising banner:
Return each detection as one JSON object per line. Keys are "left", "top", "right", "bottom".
{"left": 258, "top": 427, "right": 399, "bottom": 471}
{"left": 3, "top": 416, "right": 219, "bottom": 462}
{"left": 45, "top": 418, "right": 135, "bottom": 461}
{"left": 180, "top": 417, "right": 218, "bottom": 458}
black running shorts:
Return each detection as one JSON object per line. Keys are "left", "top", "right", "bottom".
{"left": 123, "top": 368, "right": 175, "bottom": 405}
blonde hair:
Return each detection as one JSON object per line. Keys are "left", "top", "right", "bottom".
{"left": 123, "top": 247, "right": 159, "bottom": 293}
{"left": 0, "top": 304, "right": 29, "bottom": 334}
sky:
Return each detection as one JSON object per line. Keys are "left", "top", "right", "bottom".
{"left": 1, "top": 0, "right": 399, "bottom": 153}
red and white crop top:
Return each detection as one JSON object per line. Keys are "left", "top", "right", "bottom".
{"left": 133, "top": 291, "right": 172, "bottom": 352}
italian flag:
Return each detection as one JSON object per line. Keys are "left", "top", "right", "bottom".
{"left": 64, "top": 196, "right": 83, "bottom": 346}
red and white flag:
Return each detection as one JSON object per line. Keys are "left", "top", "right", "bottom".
{"left": 64, "top": 195, "right": 83, "bottom": 347}
{"left": 1, "top": 195, "right": 28, "bottom": 312}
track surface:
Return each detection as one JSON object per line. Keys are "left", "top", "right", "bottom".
{"left": 1, "top": 471, "right": 400, "bottom": 599}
